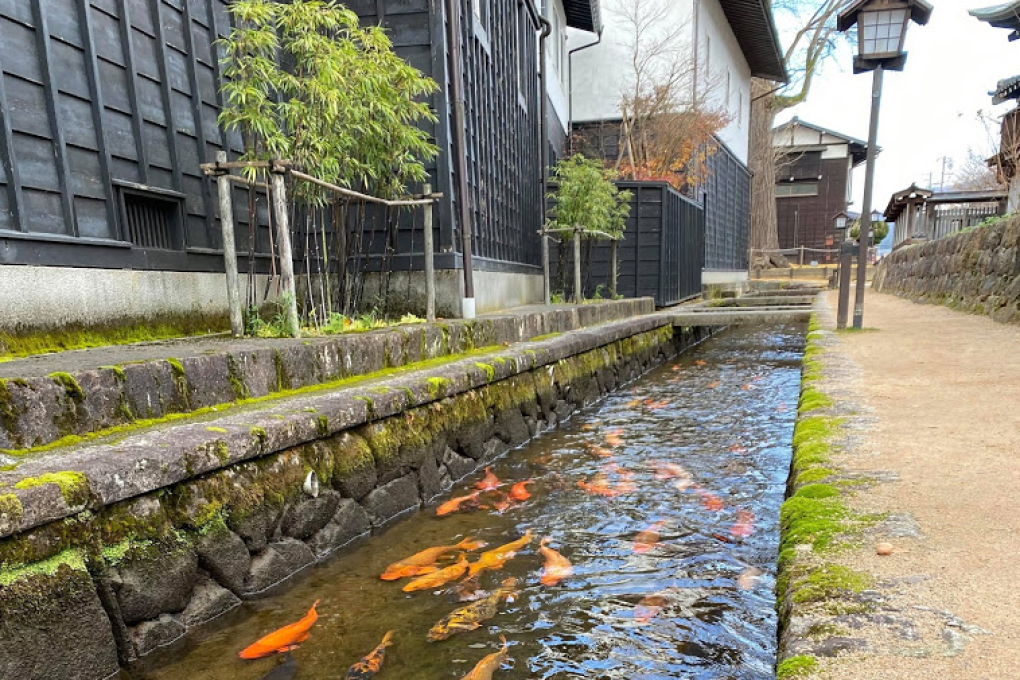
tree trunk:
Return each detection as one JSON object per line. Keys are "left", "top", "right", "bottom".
{"left": 748, "top": 78, "right": 789, "bottom": 269}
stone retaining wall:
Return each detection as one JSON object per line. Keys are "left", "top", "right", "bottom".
{"left": 0, "top": 298, "right": 653, "bottom": 456}
{"left": 0, "top": 318, "right": 708, "bottom": 680}
{"left": 873, "top": 216, "right": 1020, "bottom": 323}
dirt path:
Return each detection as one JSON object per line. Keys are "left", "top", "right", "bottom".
{"left": 815, "top": 290, "right": 1020, "bottom": 678}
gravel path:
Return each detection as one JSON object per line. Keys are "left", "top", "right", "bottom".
{"left": 815, "top": 290, "right": 1020, "bottom": 679}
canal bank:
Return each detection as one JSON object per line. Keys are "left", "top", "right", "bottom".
{"left": 777, "top": 291, "right": 1008, "bottom": 678}
{"left": 0, "top": 301, "right": 719, "bottom": 680}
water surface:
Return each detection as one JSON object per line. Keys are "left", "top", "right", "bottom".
{"left": 139, "top": 323, "right": 804, "bottom": 680}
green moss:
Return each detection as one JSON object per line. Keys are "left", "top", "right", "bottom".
{"left": 776, "top": 655, "right": 818, "bottom": 679}
{"left": 798, "top": 387, "right": 831, "bottom": 412}
{"left": 0, "top": 547, "right": 86, "bottom": 586}
{"left": 206, "top": 426, "right": 228, "bottom": 434}
{"left": 796, "top": 467, "right": 835, "bottom": 485}
{"left": 14, "top": 472, "right": 88, "bottom": 506}
{"left": 48, "top": 373, "right": 85, "bottom": 402}
{"left": 100, "top": 365, "right": 127, "bottom": 381}
{"left": 794, "top": 483, "right": 840, "bottom": 500}
{"left": 792, "top": 564, "right": 871, "bottom": 603}
{"left": 0, "top": 492, "right": 23, "bottom": 524}
{"left": 317, "top": 415, "right": 330, "bottom": 437}
{"left": 427, "top": 376, "right": 450, "bottom": 399}
{"left": 792, "top": 416, "right": 841, "bottom": 448}
{"left": 0, "top": 379, "right": 19, "bottom": 444}
{"left": 474, "top": 362, "right": 496, "bottom": 382}
{"left": 226, "top": 355, "right": 251, "bottom": 400}
{"left": 213, "top": 440, "right": 230, "bottom": 466}
{"left": 250, "top": 426, "right": 267, "bottom": 442}
{"left": 530, "top": 332, "right": 562, "bottom": 342}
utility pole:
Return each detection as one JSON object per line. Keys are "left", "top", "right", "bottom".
{"left": 853, "top": 64, "right": 883, "bottom": 330}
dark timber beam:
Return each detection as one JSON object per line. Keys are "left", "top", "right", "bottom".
{"left": 181, "top": 0, "right": 218, "bottom": 245}
{"left": 31, "top": 2, "right": 78, "bottom": 236}
{"left": 119, "top": 0, "right": 150, "bottom": 185}
{"left": 0, "top": 56, "right": 25, "bottom": 231}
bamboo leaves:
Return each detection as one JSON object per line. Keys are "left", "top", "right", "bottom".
{"left": 218, "top": 0, "right": 438, "bottom": 200}
{"left": 548, "top": 155, "right": 632, "bottom": 241}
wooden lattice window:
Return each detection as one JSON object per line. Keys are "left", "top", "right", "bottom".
{"left": 118, "top": 187, "right": 184, "bottom": 250}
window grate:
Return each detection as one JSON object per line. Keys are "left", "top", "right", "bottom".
{"left": 120, "top": 189, "right": 182, "bottom": 250}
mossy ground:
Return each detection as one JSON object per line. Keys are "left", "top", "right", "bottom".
{"left": 776, "top": 655, "right": 819, "bottom": 679}
{"left": 13, "top": 471, "right": 88, "bottom": 506}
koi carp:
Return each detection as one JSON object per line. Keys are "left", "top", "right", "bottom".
{"left": 475, "top": 466, "right": 502, "bottom": 491}
{"left": 381, "top": 537, "right": 486, "bottom": 580}
{"left": 428, "top": 579, "right": 517, "bottom": 641}
{"left": 633, "top": 520, "right": 666, "bottom": 554}
{"left": 586, "top": 444, "right": 614, "bottom": 459}
{"left": 345, "top": 630, "right": 394, "bottom": 680}
{"left": 538, "top": 538, "right": 573, "bottom": 586}
{"left": 695, "top": 360, "right": 706, "bottom": 366}
{"left": 633, "top": 594, "right": 667, "bottom": 624}
{"left": 604, "top": 428, "right": 625, "bottom": 447}
{"left": 730, "top": 509, "right": 755, "bottom": 539}
{"left": 509, "top": 480, "right": 533, "bottom": 501}
{"left": 403, "top": 554, "right": 470, "bottom": 592}
{"left": 448, "top": 573, "right": 489, "bottom": 602}
{"left": 436, "top": 491, "right": 483, "bottom": 517}
{"left": 707, "top": 381, "right": 720, "bottom": 389}
{"left": 460, "top": 636, "right": 510, "bottom": 680}
{"left": 239, "top": 600, "right": 320, "bottom": 659}
{"left": 697, "top": 489, "right": 724, "bottom": 511}
{"left": 577, "top": 474, "right": 620, "bottom": 498}
{"left": 468, "top": 531, "right": 533, "bottom": 577}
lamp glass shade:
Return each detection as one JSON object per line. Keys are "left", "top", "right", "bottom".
{"left": 858, "top": 7, "right": 909, "bottom": 58}
{"left": 835, "top": 215, "right": 848, "bottom": 230}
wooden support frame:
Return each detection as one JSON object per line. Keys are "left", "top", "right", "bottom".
{"left": 0, "top": 56, "right": 25, "bottom": 231}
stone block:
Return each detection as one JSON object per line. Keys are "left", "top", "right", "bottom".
{"left": 362, "top": 475, "right": 420, "bottom": 526}
{"left": 130, "top": 614, "right": 186, "bottom": 657}
{"left": 197, "top": 529, "right": 251, "bottom": 595}
{"left": 181, "top": 577, "right": 241, "bottom": 627}
{"left": 244, "top": 538, "right": 315, "bottom": 594}
{"left": 280, "top": 490, "right": 342, "bottom": 540}
{"left": 114, "top": 547, "right": 198, "bottom": 625}
{"left": 307, "top": 499, "right": 372, "bottom": 557}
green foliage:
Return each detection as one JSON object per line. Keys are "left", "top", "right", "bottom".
{"left": 848, "top": 219, "right": 889, "bottom": 244}
{"left": 776, "top": 655, "right": 818, "bottom": 679}
{"left": 219, "top": 0, "right": 438, "bottom": 199}
{"left": 548, "top": 155, "right": 632, "bottom": 240}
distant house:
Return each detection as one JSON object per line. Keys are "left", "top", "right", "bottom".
{"left": 772, "top": 118, "right": 869, "bottom": 263}
{"left": 0, "top": 1, "right": 602, "bottom": 344}
{"left": 970, "top": 1, "right": 1020, "bottom": 213}
{"left": 568, "top": 0, "right": 787, "bottom": 285}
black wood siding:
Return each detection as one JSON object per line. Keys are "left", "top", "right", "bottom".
{"left": 702, "top": 142, "right": 750, "bottom": 271}
{"left": 351, "top": 0, "right": 543, "bottom": 274}
{"left": 0, "top": 0, "right": 278, "bottom": 271}
{"left": 552, "top": 181, "right": 705, "bottom": 307}
{"left": 776, "top": 155, "right": 849, "bottom": 263}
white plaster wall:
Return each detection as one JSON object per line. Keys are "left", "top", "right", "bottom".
{"left": 569, "top": 0, "right": 752, "bottom": 163}
{"left": 545, "top": 0, "right": 571, "bottom": 137}
{"left": 0, "top": 265, "right": 271, "bottom": 333}
{"left": 474, "top": 271, "right": 544, "bottom": 314}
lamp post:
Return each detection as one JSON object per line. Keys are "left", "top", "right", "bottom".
{"left": 833, "top": 211, "right": 853, "bottom": 329}
{"left": 837, "top": 0, "right": 932, "bottom": 328}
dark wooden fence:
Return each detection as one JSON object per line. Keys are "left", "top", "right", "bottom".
{"left": 552, "top": 181, "right": 705, "bottom": 307}
{"left": 702, "top": 142, "right": 750, "bottom": 271}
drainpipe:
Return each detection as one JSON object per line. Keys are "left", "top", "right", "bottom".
{"left": 567, "top": 30, "right": 603, "bottom": 154}
{"left": 443, "top": 0, "right": 475, "bottom": 318}
{"left": 533, "top": 6, "right": 552, "bottom": 304}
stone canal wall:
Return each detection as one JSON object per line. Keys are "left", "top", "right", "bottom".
{"left": 0, "top": 313, "right": 710, "bottom": 680}
{"left": 873, "top": 215, "right": 1020, "bottom": 323}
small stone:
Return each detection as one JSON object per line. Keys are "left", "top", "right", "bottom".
{"left": 130, "top": 614, "right": 186, "bottom": 657}
{"left": 280, "top": 490, "right": 342, "bottom": 540}
{"left": 181, "top": 578, "right": 240, "bottom": 628}
{"left": 115, "top": 548, "right": 198, "bottom": 626}
{"left": 361, "top": 474, "right": 421, "bottom": 526}
{"left": 197, "top": 530, "right": 251, "bottom": 595}
{"left": 877, "top": 542, "right": 895, "bottom": 556}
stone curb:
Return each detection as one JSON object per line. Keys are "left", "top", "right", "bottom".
{"left": 0, "top": 298, "right": 654, "bottom": 453}
{"left": 0, "top": 309, "right": 673, "bottom": 540}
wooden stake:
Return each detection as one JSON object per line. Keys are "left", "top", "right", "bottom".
{"left": 610, "top": 239, "right": 618, "bottom": 298}
{"left": 215, "top": 151, "right": 243, "bottom": 337}
{"left": 423, "top": 183, "right": 436, "bottom": 322}
{"left": 270, "top": 168, "right": 300, "bottom": 337}
{"left": 573, "top": 225, "right": 583, "bottom": 304}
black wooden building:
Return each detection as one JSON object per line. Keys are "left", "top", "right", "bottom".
{"left": 0, "top": 0, "right": 601, "bottom": 328}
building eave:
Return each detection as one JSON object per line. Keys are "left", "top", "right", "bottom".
{"left": 773, "top": 117, "right": 876, "bottom": 165}
{"left": 717, "top": 0, "right": 788, "bottom": 82}
{"left": 562, "top": 0, "right": 601, "bottom": 33}
{"left": 970, "top": 1, "right": 1020, "bottom": 31}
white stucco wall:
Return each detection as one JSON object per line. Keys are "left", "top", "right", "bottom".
{"left": 544, "top": 0, "right": 571, "bottom": 136}
{"left": 569, "top": 0, "right": 752, "bottom": 163}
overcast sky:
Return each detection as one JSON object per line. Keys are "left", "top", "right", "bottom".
{"left": 774, "top": 0, "right": 1018, "bottom": 215}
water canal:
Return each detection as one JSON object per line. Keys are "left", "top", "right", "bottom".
{"left": 138, "top": 323, "right": 806, "bottom": 680}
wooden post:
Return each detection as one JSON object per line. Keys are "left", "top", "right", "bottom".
{"left": 799, "top": 245, "right": 805, "bottom": 266}
{"left": 573, "top": 226, "right": 583, "bottom": 304}
{"left": 541, "top": 228, "right": 550, "bottom": 305}
{"left": 214, "top": 152, "right": 243, "bottom": 337}
{"left": 270, "top": 166, "right": 300, "bottom": 337}
{"left": 609, "top": 239, "right": 618, "bottom": 298}
{"left": 423, "top": 183, "right": 436, "bottom": 322}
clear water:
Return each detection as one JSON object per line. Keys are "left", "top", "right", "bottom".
{"left": 135, "top": 323, "right": 805, "bottom": 680}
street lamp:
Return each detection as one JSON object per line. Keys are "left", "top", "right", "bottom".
{"left": 833, "top": 211, "right": 851, "bottom": 233}
{"left": 837, "top": 0, "right": 932, "bottom": 329}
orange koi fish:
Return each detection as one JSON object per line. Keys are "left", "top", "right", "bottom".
{"left": 345, "top": 630, "right": 394, "bottom": 680}
{"left": 671, "top": 364, "right": 681, "bottom": 371}
{"left": 577, "top": 475, "right": 620, "bottom": 498}
{"left": 538, "top": 538, "right": 574, "bottom": 586}
{"left": 742, "top": 383, "right": 754, "bottom": 391}
{"left": 403, "top": 554, "right": 471, "bottom": 592}
{"left": 625, "top": 398, "right": 642, "bottom": 408}
{"left": 468, "top": 531, "right": 533, "bottom": 577}
{"left": 429, "top": 581, "right": 517, "bottom": 641}
{"left": 728, "top": 442, "right": 747, "bottom": 454}
{"left": 587, "top": 443, "right": 614, "bottom": 459}
{"left": 697, "top": 490, "right": 724, "bottom": 512}
{"left": 707, "top": 381, "right": 720, "bottom": 389}
{"left": 381, "top": 537, "right": 486, "bottom": 580}
{"left": 475, "top": 466, "right": 501, "bottom": 491}
{"left": 604, "top": 428, "right": 625, "bottom": 447}
{"left": 645, "top": 399, "right": 670, "bottom": 411}
{"left": 615, "top": 479, "right": 638, "bottom": 494}
{"left": 653, "top": 462, "right": 691, "bottom": 481}
{"left": 632, "top": 521, "right": 666, "bottom": 554}
{"left": 695, "top": 359, "right": 706, "bottom": 366}
{"left": 492, "top": 493, "right": 516, "bottom": 514}
{"left": 239, "top": 600, "right": 320, "bottom": 659}
{"left": 460, "top": 636, "right": 510, "bottom": 680}
{"left": 737, "top": 566, "right": 763, "bottom": 591}
{"left": 448, "top": 574, "right": 489, "bottom": 602}
{"left": 509, "top": 480, "right": 533, "bottom": 501}
{"left": 730, "top": 509, "right": 755, "bottom": 539}
{"left": 436, "top": 491, "right": 483, "bottom": 517}
{"left": 633, "top": 594, "right": 667, "bottom": 624}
